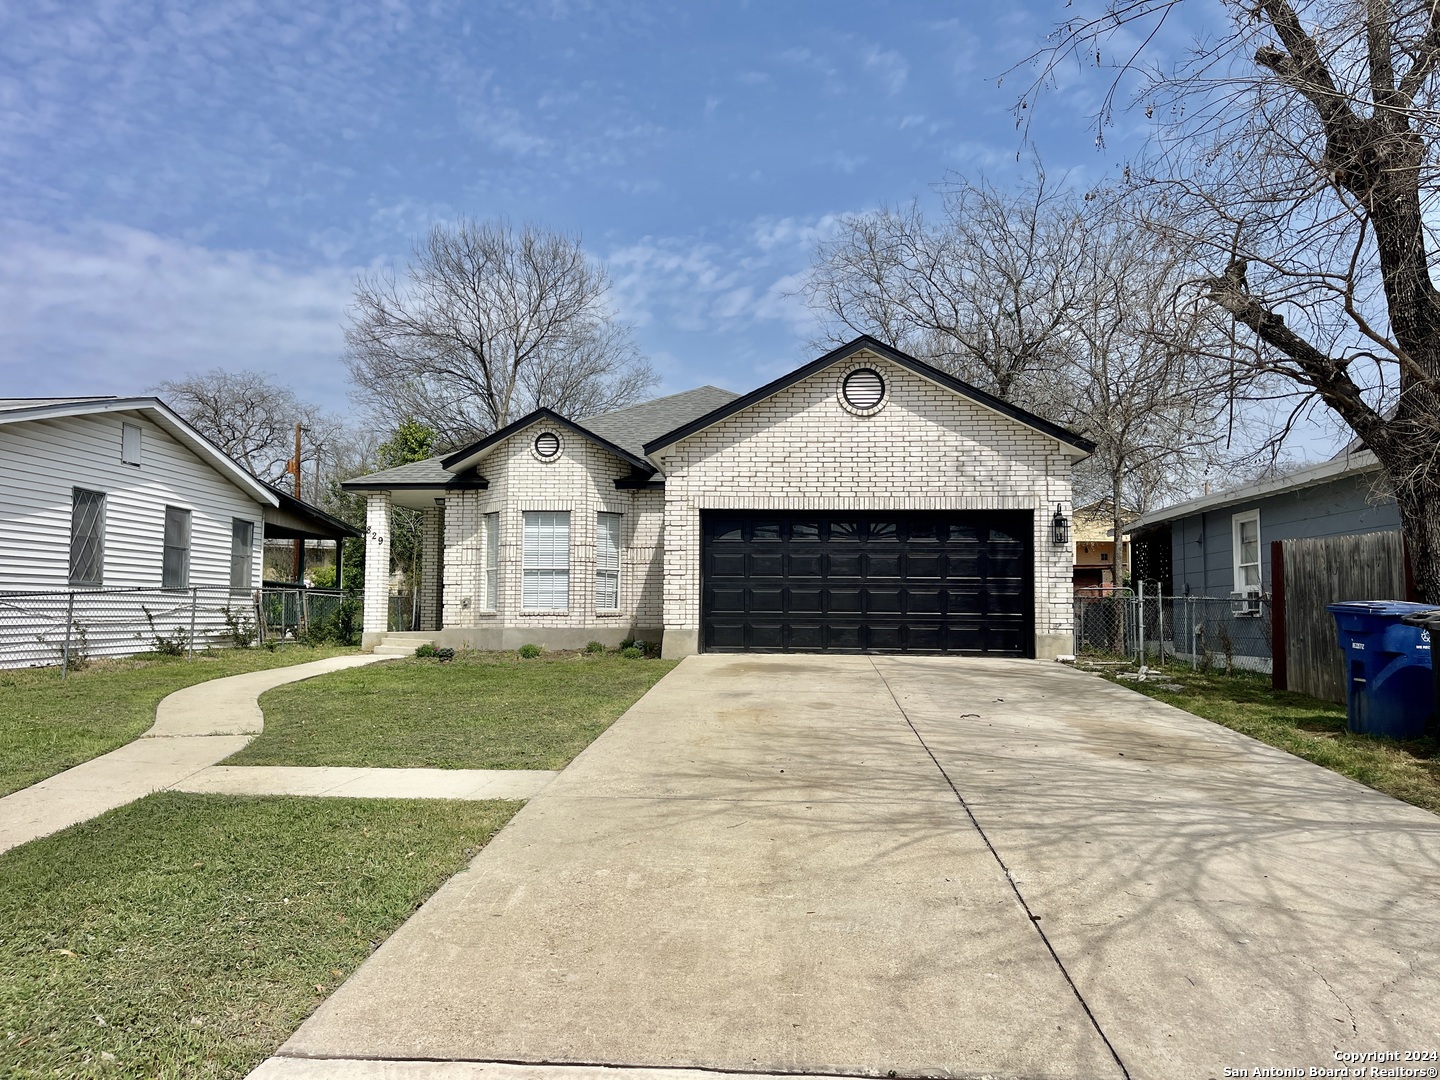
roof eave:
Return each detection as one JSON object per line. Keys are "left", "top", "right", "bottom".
{"left": 0, "top": 396, "right": 281, "bottom": 508}
{"left": 1125, "top": 451, "right": 1382, "bottom": 531}
{"left": 641, "top": 335, "right": 1095, "bottom": 459}
{"left": 441, "top": 408, "right": 656, "bottom": 476}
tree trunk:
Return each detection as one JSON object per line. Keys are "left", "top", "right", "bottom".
{"left": 1385, "top": 465, "right": 1440, "bottom": 603}
{"left": 1111, "top": 472, "right": 1125, "bottom": 591}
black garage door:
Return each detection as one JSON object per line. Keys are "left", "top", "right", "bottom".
{"left": 701, "top": 511, "right": 1033, "bottom": 656}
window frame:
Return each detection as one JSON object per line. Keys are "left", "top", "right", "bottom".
{"left": 230, "top": 518, "right": 255, "bottom": 591}
{"left": 121, "top": 423, "right": 142, "bottom": 466}
{"left": 595, "top": 511, "right": 622, "bottom": 612}
{"left": 482, "top": 511, "right": 499, "bottom": 612}
{"left": 162, "top": 506, "right": 192, "bottom": 590}
{"left": 1231, "top": 509, "right": 1261, "bottom": 595}
{"left": 521, "top": 510, "right": 570, "bottom": 612}
{"left": 69, "top": 487, "right": 106, "bottom": 586}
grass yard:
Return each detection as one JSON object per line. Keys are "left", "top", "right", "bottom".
{"left": 1106, "top": 664, "right": 1440, "bottom": 813}
{"left": 231, "top": 650, "right": 677, "bottom": 770}
{"left": 0, "top": 647, "right": 355, "bottom": 798}
{"left": 0, "top": 792, "right": 518, "bottom": 1079}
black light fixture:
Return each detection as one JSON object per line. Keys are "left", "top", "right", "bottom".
{"left": 1051, "top": 503, "right": 1070, "bottom": 546}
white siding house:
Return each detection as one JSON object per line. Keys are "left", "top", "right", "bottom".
{"left": 0, "top": 397, "right": 281, "bottom": 667}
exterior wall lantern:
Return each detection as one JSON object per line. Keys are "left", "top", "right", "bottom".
{"left": 1051, "top": 504, "right": 1071, "bottom": 546}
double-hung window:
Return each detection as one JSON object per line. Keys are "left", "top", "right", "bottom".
{"left": 69, "top": 488, "right": 106, "bottom": 586}
{"left": 596, "top": 512, "right": 621, "bottom": 610}
{"left": 522, "top": 511, "right": 569, "bottom": 610}
{"left": 230, "top": 518, "right": 254, "bottom": 591}
{"left": 163, "top": 506, "right": 192, "bottom": 589}
{"left": 1232, "top": 510, "right": 1261, "bottom": 595}
{"left": 483, "top": 512, "right": 499, "bottom": 610}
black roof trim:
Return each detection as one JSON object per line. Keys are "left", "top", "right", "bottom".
{"left": 613, "top": 477, "right": 665, "bottom": 490}
{"left": 441, "top": 408, "right": 656, "bottom": 475}
{"left": 342, "top": 473, "right": 489, "bottom": 492}
{"left": 265, "top": 486, "right": 361, "bottom": 538}
{"left": 641, "top": 335, "right": 1096, "bottom": 456}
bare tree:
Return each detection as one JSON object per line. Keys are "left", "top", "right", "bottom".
{"left": 803, "top": 171, "right": 1250, "bottom": 571}
{"left": 345, "top": 219, "right": 657, "bottom": 448}
{"left": 805, "top": 168, "right": 1087, "bottom": 403}
{"left": 1019, "top": 0, "right": 1440, "bottom": 599}
{"left": 156, "top": 369, "right": 349, "bottom": 500}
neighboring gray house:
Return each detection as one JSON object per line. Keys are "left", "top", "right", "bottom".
{"left": 1127, "top": 448, "right": 1399, "bottom": 601}
{"left": 0, "top": 396, "right": 356, "bottom": 666}
{"left": 344, "top": 337, "right": 1095, "bottom": 659}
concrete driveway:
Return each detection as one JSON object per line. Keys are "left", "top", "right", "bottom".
{"left": 265, "top": 655, "right": 1440, "bottom": 1080}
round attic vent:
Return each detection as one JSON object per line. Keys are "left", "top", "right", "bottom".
{"left": 534, "top": 431, "right": 561, "bottom": 459}
{"left": 842, "top": 368, "right": 885, "bottom": 411}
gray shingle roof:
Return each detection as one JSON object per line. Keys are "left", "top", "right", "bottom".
{"left": 342, "top": 457, "right": 454, "bottom": 488}
{"left": 581, "top": 386, "right": 740, "bottom": 459}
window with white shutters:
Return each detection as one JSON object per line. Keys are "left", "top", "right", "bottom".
{"left": 596, "top": 512, "right": 621, "bottom": 610}
{"left": 522, "top": 511, "right": 569, "bottom": 610}
{"left": 70, "top": 488, "right": 106, "bottom": 586}
{"left": 483, "top": 512, "right": 499, "bottom": 610}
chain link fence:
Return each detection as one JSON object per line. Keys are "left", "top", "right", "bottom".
{"left": 1074, "top": 588, "right": 1273, "bottom": 674}
{"left": 0, "top": 585, "right": 362, "bottom": 674}
{"left": 0, "top": 586, "right": 256, "bottom": 673}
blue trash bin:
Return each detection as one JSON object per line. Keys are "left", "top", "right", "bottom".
{"left": 1327, "top": 600, "right": 1436, "bottom": 739}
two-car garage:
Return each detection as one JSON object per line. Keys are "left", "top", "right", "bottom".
{"left": 700, "top": 511, "right": 1034, "bottom": 656}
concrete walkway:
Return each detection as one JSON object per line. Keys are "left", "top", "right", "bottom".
{"left": 171, "top": 765, "right": 557, "bottom": 800}
{"left": 0, "top": 653, "right": 391, "bottom": 854}
{"left": 265, "top": 654, "right": 1440, "bottom": 1080}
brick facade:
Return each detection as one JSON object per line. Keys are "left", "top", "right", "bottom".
{"left": 653, "top": 352, "right": 1079, "bottom": 659}
{"left": 432, "top": 421, "right": 665, "bottom": 651}
{"left": 364, "top": 346, "right": 1083, "bottom": 659}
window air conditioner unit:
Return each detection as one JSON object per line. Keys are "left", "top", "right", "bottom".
{"left": 1230, "top": 590, "right": 1262, "bottom": 617}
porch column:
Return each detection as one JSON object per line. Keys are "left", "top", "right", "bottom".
{"left": 362, "top": 491, "right": 392, "bottom": 650}
{"left": 419, "top": 503, "right": 444, "bottom": 632}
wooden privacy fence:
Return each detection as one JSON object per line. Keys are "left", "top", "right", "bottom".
{"left": 1272, "top": 530, "right": 1413, "bottom": 702}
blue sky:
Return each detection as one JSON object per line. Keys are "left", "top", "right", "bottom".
{"left": 4, "top": 0, "right": 1314, "bottom": 449}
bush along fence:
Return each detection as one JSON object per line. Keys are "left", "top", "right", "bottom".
{"left": 0, "top": 585, "right": 361, "bottom": 676}
{"left": 1074, "top": 585, "right": 1273, "bottom": 674}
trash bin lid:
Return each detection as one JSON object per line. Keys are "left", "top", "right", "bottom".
{"left": 1326, "top": 600, "right": 1437, "bottom": 616}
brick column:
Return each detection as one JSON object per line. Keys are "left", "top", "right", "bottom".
{"left": 362, "top": 491, "right": 392, "bottom": 650}
{"left": 419, "top": 504, "right": 444, "bottom": 632}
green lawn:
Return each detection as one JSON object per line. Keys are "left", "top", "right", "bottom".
{"left": 0, "top": 647, "right": 355, "bottom": 797}
{"left": 1107, "top": 665, "right": 1440, "bottom": 813}
{"left": 0, "top": 792, "right": 518, "bottom": 1079}
{"left": 230, "top": 651, "right": 677, "bottom": 770}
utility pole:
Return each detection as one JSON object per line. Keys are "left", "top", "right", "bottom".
{"left": 287, "top": 422, "right": 303, "bottom": 583}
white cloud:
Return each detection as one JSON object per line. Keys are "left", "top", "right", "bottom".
{"left": 861, "top": 47, "right": 908, "bottom": 95}
{"left": 0, "top": 220, "right": 358, "bottom": 411}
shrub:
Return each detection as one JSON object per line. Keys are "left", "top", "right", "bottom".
{"left": 585, "top": 640, "right": 605, "bottom": 655}
{"left": 434, "top": 647, "right": 455, "bottom": 662}
{"left": 222, "top": 606, "right": 257, "bottom": 648}
{"left": 619, "top": 637, "right": 637, "bottom": 651}
{"left": 138, "top": 607, "right": 189, "bottom": 656}
{"left": 415, "top": 643, "right": 437, "bottom": 658}
{"left": 620, "top": 646, "right": 643, "bottom": 659}
{"left": 518, "top": 643, "right": 542, "bottom": 659}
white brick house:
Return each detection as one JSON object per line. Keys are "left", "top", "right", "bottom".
{"left": 346, "top": 337, "right": 1094, "bottom": 659}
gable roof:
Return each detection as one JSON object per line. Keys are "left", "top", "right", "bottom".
{"left": 641, "top": 336, "right": 1096, "bottom": 458}
{"left": 581, "top": 386, "right": 741, "bottom": 459}
{"left": 0, "top": 395, "right": 280, "bottom": 507}
{"left": 440, "top": 408, "right": 657, "bottom": 475}
{"left": 1126, "top": 450, "right": 1383, "bottom": 532}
